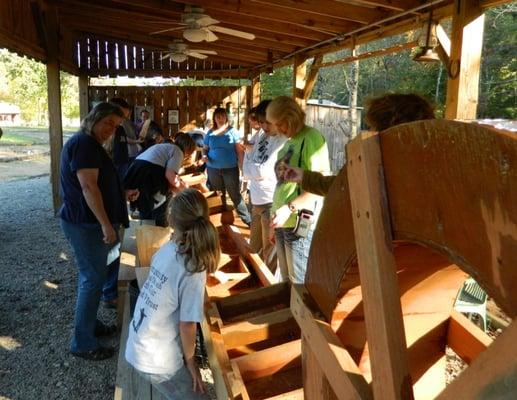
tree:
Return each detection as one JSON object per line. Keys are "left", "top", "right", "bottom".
{"left": 0, "top": 48, "right": 80, "bottom": 125}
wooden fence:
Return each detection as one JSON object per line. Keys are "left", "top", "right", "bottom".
{"left": 305, "top": 103, "right": 362, "bottom": 173}
{"left": 88, "top": 85, "right": 247, "bottom": 137}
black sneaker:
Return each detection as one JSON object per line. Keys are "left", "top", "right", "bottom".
{"left": 71, "top": 346, "right": 114, "bottom": 361}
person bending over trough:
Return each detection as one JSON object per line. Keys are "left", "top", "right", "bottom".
{"left": 124, "top": 133, "right": 196, "bottom": 226}
{"left": 125, "top": 189, "right": 220, "bottom": 399}
{"left": 283, "top": 93, "right": 435, "bottom": 196}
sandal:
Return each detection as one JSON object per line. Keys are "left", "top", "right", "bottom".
{"left": 95, "top": 322, "right": 117, "bottom": 337}
{"left": 71, "top": 346, "right": 114, "bottom": 361}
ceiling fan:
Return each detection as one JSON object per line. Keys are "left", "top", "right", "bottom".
{"left": 160, "top": 40, "right": 217, "bottom": 63}
{"left": 150, "top": 6, "right": 255, "bottom": 43}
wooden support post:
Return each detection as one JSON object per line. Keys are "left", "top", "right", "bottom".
{"left": 78, "top": 74, "right": 89, "bottom": 120}
{"left": 302, "top": 55, "right": 322, "bottom": 103}
{"left": 346, "top": 132, "right": 413, "bottom": 400}
{"left": 244, "top": 75, "right": 261, "bottom": 140}
{"left": 251, "top": 75, "right": 261, "bottom": 107}
{"left": 444, "top": 0, "right": 485, "bottom": 120}
{"left": 44, "top": 2, "right": 63, "bottom": 214}
{"left": 293, "top": 55, "right": 307, "bottom": 108}
{"left": 291, "top": 285, "right": 372, "bottom": 400}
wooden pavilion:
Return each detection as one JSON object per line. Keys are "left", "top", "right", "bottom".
{"left": 0, "top": 0, "right": 506, "bottom": 212}
{"left": 1, "top": 1, "right": 515, "bottom": 399}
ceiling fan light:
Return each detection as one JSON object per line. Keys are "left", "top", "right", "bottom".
{"left": 183, "top": 28, "right": 206, "bottom": 42}
{"left": 170, "top": 53, "right": 188, "bottom": 63}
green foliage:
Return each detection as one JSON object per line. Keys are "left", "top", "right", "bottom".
{"left": 260, "top": 5, "right": 515, "bottom": 120}
{"left": 260, "top": 66, "right": 293, "bottom": 99}
{"left": 478, "top": 6, "right": 516, "bottom": 118}
{"left": 0, "top": 49, "right": 80, "bottom": 125}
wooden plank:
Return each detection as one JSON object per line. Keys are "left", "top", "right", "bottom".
{"left": 346, "top": 131, "right": 413, "bottom": 399}
{"left": 45, "top": 2, "right": 63, "bottom": 214}
{"left": 313, "top": 41, "right": 418, "bottom": 70}
{"left": 216, "top": 282, "right": 290, "bottom": 321}
{"left": 437, "top": 321, "right": 517, "bottom": 400}
{"left": 78, "top": 74, "right": 89, "bottom": 119}
{"left": 225, "top": 224, "right": 276, "bottom": 286}
{"left": 266, "top": 388, "right": 304, "bottom": 400}
{"left": 444, "top": 0, "right": 484, "bottom": 120}
{"left": 302, "top": 335, "right": 338, "bottom": 400}
{"left": 114, "top": 292, "right": 152, "bottom": 400}
{"left": 232, "top": 339, "right": 301, "bottom": 382}
{"left": 201, "top": 302, "right": 232, "bottom": 400}
{"left": 290, "top": 285, "right": 372, "bottom": 400}
{"left": 221, "top": 308, "right": 297, "bottom": 349}
{"left": 292, "top": 55, "right": 307, "bottom": 107}
{"left": 178, "top": 88, "right": 188, "bottom": 131}
{"left": 302, "top": 55, "right": 322, "bottom": 102}
{"left": 447, "top": 310, "right": 492, "bottom": 365}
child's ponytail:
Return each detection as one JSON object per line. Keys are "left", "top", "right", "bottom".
{"left": 169, "top": 189, "right": 220, "bottom": 273}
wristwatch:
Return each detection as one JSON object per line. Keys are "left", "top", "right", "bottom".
{"left": 287, "top": 201, "right": 297, "bottom": 212}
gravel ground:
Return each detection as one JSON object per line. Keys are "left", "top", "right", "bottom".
{"left": 0, "top": 176, "right": 118, "bottom": 400}
{"left": 0, "top": 174, "right": 215, "bottom": 400}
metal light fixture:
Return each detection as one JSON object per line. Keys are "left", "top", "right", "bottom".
{"left": 170, "top": 53, "right": 188, "bottom": 63}
{"left": 413, "top": 10, "right": 440, "bottom": 62}
{"left": 183, "top": 28, "right": 206, "bottom": 43}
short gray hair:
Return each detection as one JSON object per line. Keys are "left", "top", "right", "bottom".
{"left": 81, "top": 102, "right": 125, "bottom": 135}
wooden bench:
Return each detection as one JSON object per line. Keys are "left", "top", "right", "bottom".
{"left": 114, "top": 291, "right": 167, "bottom": 400}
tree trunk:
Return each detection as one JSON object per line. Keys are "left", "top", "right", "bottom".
{"left": 348, "top": 46, "right": 360, "bottom": 137}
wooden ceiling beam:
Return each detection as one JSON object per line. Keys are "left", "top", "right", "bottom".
{"left": 85, "top": 67, "right": 250, "bottom": 79}
{"left": 73, "top": 0, "right": 332, "bottom": 41}
{"left": 334, "top": 0, "right": 421, "bottom": 12}
{"left": 249, "top": 0, "right": 391, "bottom": 25}
{"left": 134, "top": 0, "right": 336, "bottom": 40}
{"left": 176, "top": 0, "right": 362, "bottom": 34}
{"left": 60, "top": 7, "right": 299, "bottom": 54}
{"left": 58, "top": 2, "right": 319, "bottom": 48}
{"left": 253, "top": 3, "right": 453, "bottom": 74}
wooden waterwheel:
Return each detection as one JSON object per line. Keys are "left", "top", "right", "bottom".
{"left": 293, "top": 120, "right": 517, "bottom": 399}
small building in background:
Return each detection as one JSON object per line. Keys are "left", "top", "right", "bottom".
{"left": 0, "top": 102, "right": 21, "bottom": 125}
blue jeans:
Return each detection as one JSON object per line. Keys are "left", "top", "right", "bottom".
{"left": 207, "top": 166, "right": 251, "bottom": 225}
{"left": 138, "top": 366, "right": 209, "bottom": 399}
{"left": 61, "top": 219, "right": 121, "bottom": 352}
{"left": 275, "top": 227, "right": 314, "bottom": 284}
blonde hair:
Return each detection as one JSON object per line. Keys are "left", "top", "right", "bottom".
{"left": 169, "top": 189, "right": 220, "bottom": 274}
{"left": 266, "top": 96, "right": 305, "bottom": 137}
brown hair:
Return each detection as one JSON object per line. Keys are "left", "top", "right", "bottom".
{"left": 169, "top": 189, "right": 220, "bottom": 274}
{"left": 173, "top": 133, "right": 196, "bottom": 157}
{"left": 212, "top": 107, "right": 228, "bottom": 129}
{"left": 266, "top": 96, "right": 305, "bottom": 137}
{"left": 365, "top": 93, "right": 435, "bottom": 131}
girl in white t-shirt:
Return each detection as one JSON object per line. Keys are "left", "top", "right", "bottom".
{"left": 126, "top": 189, "right": 220, "bottom": 399}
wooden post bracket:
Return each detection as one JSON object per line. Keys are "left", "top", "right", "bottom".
{"left": 290, "top": 284, "right": 372, "bottom": 400}
{"left": 346, "top": 132, "right": 413, "bottom": 400}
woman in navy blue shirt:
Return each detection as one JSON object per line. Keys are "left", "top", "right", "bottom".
{"left": 60, "top": 102, "right": 139, "bottom": 360}
{"left": 203, "top": 108, "right": 251, "bottom": 225}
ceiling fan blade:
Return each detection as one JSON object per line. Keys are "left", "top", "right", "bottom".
{"left": 186, "top": 51, "right": 208, "bottom": 59}
{"left": 150, "top": 25, "right": 185, "bottom": 35}
{"left": 191, "top": 49, "right": 218, "bottom": 55}
{"left": 205, "top": 29, "right": 218, "bottom": 42}
{"left": 160, "top": 53, "right": 172, "bottom": 61}
{"left": 197, "top": 15, "right": 219, "bottom": 27}
{"left": 209, "top": 25, "right": 255, "bottom": 40}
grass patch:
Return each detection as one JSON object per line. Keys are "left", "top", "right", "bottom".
{"left": 0, "top": 126, "right": 78, "bottom": 146}
{"left": 0, "top": 133, "right": 44, "bottom": 145}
